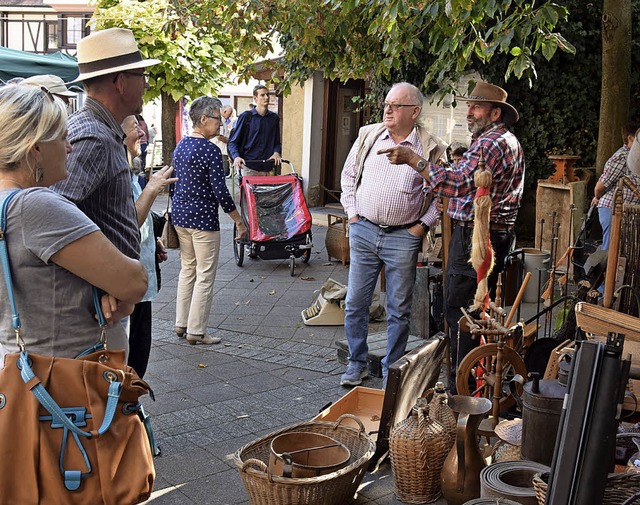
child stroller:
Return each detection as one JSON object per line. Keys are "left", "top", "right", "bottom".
{"left": 233, "top": 161, "right": 313, "bottom": 276}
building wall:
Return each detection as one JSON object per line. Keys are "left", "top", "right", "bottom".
{"left": 2, "top": 10, "right": 56, "bottom": 52}
{"left": 282, "top": 83, "right": 304, "bottom": 175}
{"left": 421, "top": 73, "right": 478, "bottom": 150}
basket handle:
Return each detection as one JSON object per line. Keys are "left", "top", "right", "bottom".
{"left": 241, "top": 458, "right": 268, "bottom": 474}
{"left": 241, "top": 458, "right": 279, "bottom": 483}
{"left": 333, "top": 413, "right": 366, "bottom": 433}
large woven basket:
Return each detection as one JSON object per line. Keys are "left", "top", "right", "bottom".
{"left": 234, "top": 414, "right": 375, "bottom": 505}
{"left": 533, "top": 471, "right": 640, "bottom": 505}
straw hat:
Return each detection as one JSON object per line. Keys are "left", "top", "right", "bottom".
{"left": 456, "top": 82, "right": 519, "bottom": 125}
{"left": 68, "top": 28, "right": 160, "bottom": 84}
{"left": 22, "top": 74, "right": 76, "bottom": 98}
{"left": 494, "top": 419, "right": 523, "bottom": 446}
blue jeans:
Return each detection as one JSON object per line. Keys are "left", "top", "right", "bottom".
{"left": 344, "top": 219, "right": 422, "bottom": 377}
{"left": 598, "top": 206, "right": 612, "bottom": 251}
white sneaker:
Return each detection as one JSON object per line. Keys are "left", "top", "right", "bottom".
{"left": 186, "top": 333, "right": 221, "bottom": 345}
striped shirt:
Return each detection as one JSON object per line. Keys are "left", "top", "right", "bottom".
{"left": 597, "top": 145, "right": 640, "bottom": 209}
{"left": 341, "top": 127, "right": 440, "bottom": 228}
{"left": 428, "top": 122, "right": 525, "bottom": 225}
{"left": 53, "top": 97, "right": 140, "bottom": 258}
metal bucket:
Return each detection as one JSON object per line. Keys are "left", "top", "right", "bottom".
{"left": 510, "top": 374, "right": 565, "bottom": 466}
{"left": 268, "top": 431, "right": 351, "bottom": 478}
{"left": 522, "top": 248, "right": 550, "bottom": 303}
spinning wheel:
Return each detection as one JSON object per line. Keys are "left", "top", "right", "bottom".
{"left": 455, "top": 342, "right": 527, "bottom": 414}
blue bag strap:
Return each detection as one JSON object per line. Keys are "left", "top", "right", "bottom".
{"left": 19, "top": 351, "right": 123, "bottom": 438}
{"left": 0, "top": 190, "right": 22, "bottom": 334}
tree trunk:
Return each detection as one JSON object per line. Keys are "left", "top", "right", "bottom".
{"left": 161, "top": 91, "right": 178, "bottom": 166}
{"left": 596, "top": 0, "right": 631, "bottom": 176}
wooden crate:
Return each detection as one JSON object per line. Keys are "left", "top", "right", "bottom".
{"left": 535, "top": 181, "right": 587, "bottom": 259}
{"left": 314, "top": 387, "right": 384, "bottom": 440}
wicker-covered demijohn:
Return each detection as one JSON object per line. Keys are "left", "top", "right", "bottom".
{"left": 233, "top": 414, "right": 375, "bottom": 505}
{"left": 389, "top": 398, "right": 453, "bottom": 503}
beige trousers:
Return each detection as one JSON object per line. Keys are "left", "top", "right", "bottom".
{"left": 175, "top": 227, "right": 221, "bottom": 335}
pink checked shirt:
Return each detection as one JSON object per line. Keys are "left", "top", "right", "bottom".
{"left": 341, "top": 128, "right": 440, "bottom": 228}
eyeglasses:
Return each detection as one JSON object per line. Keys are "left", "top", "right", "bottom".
{"left": 120, "top": 72, "right": 150, "bottom": 83}
{"left": 206, "top": 115, "right": 222, "bottom": 121}
{"left": 382, "top": 102, "right": 419, "bottom": 111}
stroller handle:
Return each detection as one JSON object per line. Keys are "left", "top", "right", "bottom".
{"left": 242, "top": 159, "right": 295, "bottom": 175}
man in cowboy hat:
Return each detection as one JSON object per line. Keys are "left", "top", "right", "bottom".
{"left": 53, "top": 28, "right": 160, "bottom": 261}
{"left": 380, "top": 81, "right": 525, "bottom": 393}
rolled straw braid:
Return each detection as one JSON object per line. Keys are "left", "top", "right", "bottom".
{"left": 470, "top": 148, "right": 494, "bottom": 312}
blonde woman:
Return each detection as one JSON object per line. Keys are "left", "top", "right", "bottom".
{"left": 0, "top": 85, "right": 147, "bottom": 365}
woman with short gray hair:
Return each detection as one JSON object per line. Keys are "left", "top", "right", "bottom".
{"left": 171, "top": 96, "right": 247, "bottom": 345}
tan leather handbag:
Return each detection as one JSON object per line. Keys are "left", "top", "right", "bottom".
{"left": 0, "top": 190, "right": 157, "bottom": 504}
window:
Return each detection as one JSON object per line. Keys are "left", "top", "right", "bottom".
{"left": 59, "top": 14, "right": 90, "bottom": 49}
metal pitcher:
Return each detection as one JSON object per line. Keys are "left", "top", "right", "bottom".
{"left": 440, "top": 396, "right": 492, "bottom": 505}
{"left": 510, "top": 370, "right": 567, "bottom": 466}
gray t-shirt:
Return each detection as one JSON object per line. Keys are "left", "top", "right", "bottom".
{"left": 0, "top": 188, "right": 127, "bottom": 367}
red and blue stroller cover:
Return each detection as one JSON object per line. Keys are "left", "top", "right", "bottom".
{"left": 240, "top": 175, "right": 312, "bottom": 242}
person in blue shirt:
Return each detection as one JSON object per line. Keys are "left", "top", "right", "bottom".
{"left": 228, "top": 85, "right": 282, "bottom": 176}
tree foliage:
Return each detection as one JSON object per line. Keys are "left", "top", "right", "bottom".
{"left": 480, "top": 0, "right": 640, "bottom": 186}
{"left": 220, "top": 0, "right": 575, "bottom": 96}
{"left": 91, "top": 0, "right": 235, "bottom": 102}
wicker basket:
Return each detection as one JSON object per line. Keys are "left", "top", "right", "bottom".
{"left": 326, "top": 214, "right": 350, "bottom": 265}
{"left": 533, "top": 471, "right": 640, "bottom": 505}
{"left": 234, "top": 414, "right": 375, "bottom": 505}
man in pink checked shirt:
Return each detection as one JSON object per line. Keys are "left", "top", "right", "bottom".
{"left": 339, "top": 82, "right": 447, "bottom": 388}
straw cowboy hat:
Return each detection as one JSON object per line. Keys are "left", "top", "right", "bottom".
{"left": 22, "top": 74, "right": 76, "bottom": 98}
{"left": 456, "top": 82, "right": 519, "bottom": 125}
{"left": 68, "top": 28, "right": 160, "bottom": 84}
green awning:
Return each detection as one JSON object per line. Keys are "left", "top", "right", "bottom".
{"left": 0, "top": 46, "right": 78, "bottom": 83}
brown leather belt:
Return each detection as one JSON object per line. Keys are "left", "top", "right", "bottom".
{"left": 453, "top": 219, "right": 513, "bottom": 232}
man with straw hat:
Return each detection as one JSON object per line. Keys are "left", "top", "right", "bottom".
{"left": 53, "top": 28, "right": 160, "bottom": 261}
{"left": 380, "top": 82, "right": 525, "bottom": 393}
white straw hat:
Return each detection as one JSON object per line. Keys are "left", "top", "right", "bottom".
{"left": 68, "top": 28, "right": 160, "bottom": 84}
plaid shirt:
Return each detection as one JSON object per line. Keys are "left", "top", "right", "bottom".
{"left": 341, "top": 127, "right": 440, "bottom": 227}
{"left": 428, "top": 122, "right": 525, "bottom": 225}
{"left": 597, "top": 146, "right": 640, "bottom": 209}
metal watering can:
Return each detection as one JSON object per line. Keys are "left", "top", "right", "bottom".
{"left": 510, "top": 365, "right": 569, "bottom": 466}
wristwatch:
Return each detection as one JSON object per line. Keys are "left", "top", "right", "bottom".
{"left": 419, "top": 222, "right": 429, "bottom": 232}
{"left": 416, "top": 158, "right": 427, "bottom": 173}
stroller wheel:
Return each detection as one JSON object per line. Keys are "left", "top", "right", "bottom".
{"left": 233, "top": 224, "right": 244, "bottom": 267}
{"left": 289, "top": 255, "right": 295, "bottom": 276}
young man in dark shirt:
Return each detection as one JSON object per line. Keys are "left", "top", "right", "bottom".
{"left": 228, "top": 85, "right": 282, "bottom": 176}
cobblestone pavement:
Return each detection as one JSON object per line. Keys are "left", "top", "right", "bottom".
{"left": 141, "top": 193, "right": 446, "bottom": 504}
